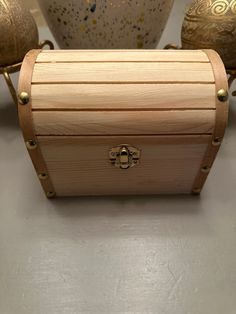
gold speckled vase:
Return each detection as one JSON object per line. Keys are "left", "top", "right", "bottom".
{"left": 182, "top": 0, "right": 236, "bottom": 69}
{"left": 38, "top": 0, "right": 174, "bottom": 49}
{"left": 0, "top": 0, "right": 39, "bottom": 66}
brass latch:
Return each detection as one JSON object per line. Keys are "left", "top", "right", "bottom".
{"left": 109, "top": 145, "right": 141, "bottom": 169}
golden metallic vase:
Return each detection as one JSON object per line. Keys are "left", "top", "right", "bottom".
{"left": 0, "top": 0, "right": 54, "bottom": 105}
{"left": 0, "top": 0, "right": 39, "bottom": 67}
{"left": 181, "top": 0, "right": 236, "bottom": 69}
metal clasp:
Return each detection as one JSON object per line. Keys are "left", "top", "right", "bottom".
{"left": 109, "top": 145, "right": 141, "bottom": 169}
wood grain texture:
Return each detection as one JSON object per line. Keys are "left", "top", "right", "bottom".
{"left": 32, "top": 62, "right": 214, "bottom": 83}
{"left": 31, "top": 83, "right": 216, "bottom": 110}
{"left": 33, "top": 110, "right": 215, "bottom": 136}
{"left": 36, "top": 50, "right": 210, "bottom": 63}
{"left": 38, "top": 135, "right": 211, "bottom": 196}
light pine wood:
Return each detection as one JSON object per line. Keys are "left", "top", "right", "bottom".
{"left": 32, "top": 62, "right": 214, "bottom": 83}
{"left": 36, "top": 50, "right": 210, "bottom": 63}
{"left": 31, "top": 83, "right": 216, "bottom": 110}
{"left": 38, "top": 135, "right": 210, "bottom": 196}
{"left": 17, "top": 49, "right": 229, "bottom": 196}
{"left": 33, "top": 110, "right": 215, "bottom": 136}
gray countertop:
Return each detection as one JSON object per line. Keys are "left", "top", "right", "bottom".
{"left": 1, "top": 1, "right": 236, "bottom": 313}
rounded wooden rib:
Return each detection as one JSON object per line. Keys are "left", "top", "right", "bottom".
{"left": 192, "top": 49, "right": 229, "bottom": 194}
{"left": 32, "top": 62, "right": 214, "bottom": 84}
{"left": 18, "top": 49, "right": 56, "bottom": 198}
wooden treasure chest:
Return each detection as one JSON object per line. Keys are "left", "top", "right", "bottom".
{"left": 18, "top": 50, "right": 229, "bottom": 197}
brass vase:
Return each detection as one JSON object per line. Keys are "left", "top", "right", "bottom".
{"left": 0, "top": 0, "right": 54, "bottom": 105}
{"left": 0, "top": 0, "right": 39, "bottom": 67}
{"left": 181, "top": 0, "right": 236, "bottom": 69}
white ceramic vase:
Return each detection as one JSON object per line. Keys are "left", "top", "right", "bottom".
{"left": 38, "top": 0, "right": 174, "bottom": 49}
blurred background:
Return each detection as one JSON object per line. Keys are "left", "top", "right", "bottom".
{"left": 1, "top": 1, "right": 236, "bottom": 313}
{"left": 23, "top": 0, "right": 44, "bottom": 26}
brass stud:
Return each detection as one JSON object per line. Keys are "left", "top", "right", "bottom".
{"left": 192, "top": 188, "right": 201, "bottom": 195}
{"left": 212, "top": 138, "right": 221, "bottom": 147}
{"left": 201, "top": 166, "right": 211, "bottom": 174}
{"left": 46, "top": 191, "right": 56, "bottom": 198}
{"left": 38, "top": 173, "right": 48, "bottom": 180}
{"left": 217, "top": 89, "right": 228, "bottom": 102}
{"left": 25, "top": 139, "right": 37, "bottom": 150}
{"left": 19, "top": 91, "right": 30, "bottom": 105}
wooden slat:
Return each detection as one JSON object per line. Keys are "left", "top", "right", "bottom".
{"left": 31, "top": 83, "right": 216, "bottom": 110}
{"left": 37, "top": 135, "right": 210, "bottom": 196}
{"left": 36, "top": 50, "right": 210, "bottom": 63}
{"left": 32, "top": 62, "right": 214, "bottom": 83}
{"left": 33, "top": 111, "right": 215, "bottom": 135}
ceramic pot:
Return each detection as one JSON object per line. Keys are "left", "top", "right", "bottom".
{"left": 0, "top": 0, "right": 39, "bottom": 66}
{"left": 182, "top": 0, "right": 236, "bottom": 69}
{"left": 38, "top": 0, "right": 174, "bottom": 49}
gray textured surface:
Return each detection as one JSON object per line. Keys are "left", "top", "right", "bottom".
{"left": 1, "top": 1, "right": 236, "bottom": 313}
